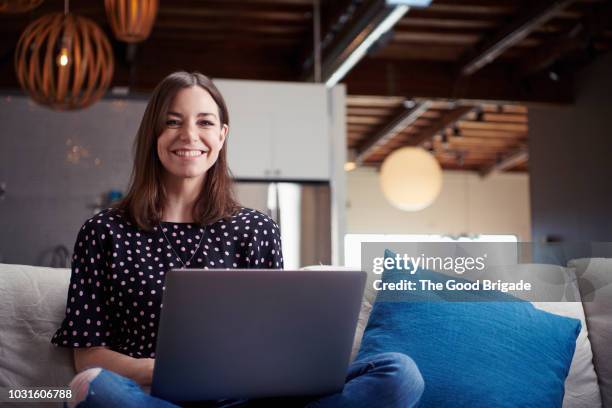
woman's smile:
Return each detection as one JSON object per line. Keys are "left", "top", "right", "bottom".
{"left": 171, "top": 149, "right": 209, "bottom": 159}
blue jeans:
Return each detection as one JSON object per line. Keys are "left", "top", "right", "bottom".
{"left": 72, "top": 352, "right": 423, "bottom": 408}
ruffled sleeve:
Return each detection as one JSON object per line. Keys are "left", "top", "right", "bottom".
{"left": 51, "top": 221, "right": 115, "bottom": 348}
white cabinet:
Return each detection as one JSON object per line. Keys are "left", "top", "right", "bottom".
{"left": 214, "top": 79, "right": 330, "bottom": 181}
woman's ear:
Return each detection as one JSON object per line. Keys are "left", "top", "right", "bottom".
{"left": 219, "top": 124, "right": 228, "bottom": 148}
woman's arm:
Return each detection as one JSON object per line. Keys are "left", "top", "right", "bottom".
{"left": 74, "top": 347, "right": 154, "bottom": 386}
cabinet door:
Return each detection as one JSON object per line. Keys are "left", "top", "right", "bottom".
{"left": 271, "top": 83, "right": 330, "bottom": 181}
{"left": 215, "top": 80, "right": 272, "bottom": 180}
{"left": 214, "top": 79, "right": 330, "bottom": 181}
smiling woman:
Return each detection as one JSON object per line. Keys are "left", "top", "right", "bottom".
{"left": 51, "top": 71, "right": 423, "bottom": 408}
{"left": 117, "top": 72, "right": 237, "bottom": 229}
{"left": 50, "top": 72, "right": 285, "bottom": 406}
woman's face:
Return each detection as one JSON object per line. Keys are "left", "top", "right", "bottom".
{"left": 157, "top": 86, "right": 228, "bottom": 182}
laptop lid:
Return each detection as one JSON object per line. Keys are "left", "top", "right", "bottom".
{"left": 151, "top": 269, "right": 366, "bottom": 402}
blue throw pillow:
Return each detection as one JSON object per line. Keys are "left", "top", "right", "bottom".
{"left": 357, "top": 250, "right": 581, "bottom": 408}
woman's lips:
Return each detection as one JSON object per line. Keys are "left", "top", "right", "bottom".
{"left": 172, "top": 149, "right": 208, "bottom": 159}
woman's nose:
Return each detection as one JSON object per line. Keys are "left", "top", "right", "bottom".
{"left": 180, "top": 122, "right": 199, "bottom": 141}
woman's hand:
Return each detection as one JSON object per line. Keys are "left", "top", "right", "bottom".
{"left": 74, "top": 348, "right": 156, "bottom": 387}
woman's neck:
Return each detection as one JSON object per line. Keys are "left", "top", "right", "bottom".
{"left": 161, "top": 174, "right": 204, "bottom": 223}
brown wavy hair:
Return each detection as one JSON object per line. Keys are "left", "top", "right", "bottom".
{"left": 115, "top": 71, "right": 239, "bottom": 230}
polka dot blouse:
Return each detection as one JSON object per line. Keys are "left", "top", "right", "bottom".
{"left": 51, "top": 207, "right": 284, "bottom": 358}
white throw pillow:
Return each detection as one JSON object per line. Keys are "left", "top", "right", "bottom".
{"left": 533, "top": 301, "right": 602, "bottom": 408}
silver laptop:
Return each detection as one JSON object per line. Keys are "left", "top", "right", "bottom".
{"left": 151, "top": 268, "right": 366, "bottom": 403}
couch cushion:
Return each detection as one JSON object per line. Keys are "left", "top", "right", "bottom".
{"left": 0, "top": 263, "right": 75, "bottom": 398}
{"left": 568, "top": 258, "right": 612, "bottom": 408}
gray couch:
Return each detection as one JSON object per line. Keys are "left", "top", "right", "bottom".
{"left": 0, "top": 261, "right": 611, "bottom": 407}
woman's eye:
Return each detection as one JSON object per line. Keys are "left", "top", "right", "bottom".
{"left": 198, "top": 120, "right": 214, "bottom": 127}
{"left": 166, "top": 119, "right": 180, "bottom": 127}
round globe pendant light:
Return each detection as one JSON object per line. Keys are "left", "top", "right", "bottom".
{"left": 105, "top": 0, "right": 158, "bottom": 43}
{"left": 14, "top": 12, "right": 114, "bottom": 110}
{"left": 0, "top": 0, "right": 43, "bottom": 13}
{"left": 379, "top": 147, "right": 443, "bottom": 211}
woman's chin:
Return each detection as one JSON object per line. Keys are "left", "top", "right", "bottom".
{"left": 166, "top": 169, "right": 207, "bottom": 181}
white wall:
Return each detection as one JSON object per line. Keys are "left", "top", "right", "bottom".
{"left": 346, "top": 168, "right": 531, "bottom": 241}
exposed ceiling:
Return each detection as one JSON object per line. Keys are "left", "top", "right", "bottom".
{"left": 1, "top": 0, "right": 611, "bottom": 174}
{"left": 347, "top": 97, "right": 528, "bottom": 173}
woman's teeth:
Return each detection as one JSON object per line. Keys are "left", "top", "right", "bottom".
{"left": 173, "top": 150, "right": 205, "bottom": 157}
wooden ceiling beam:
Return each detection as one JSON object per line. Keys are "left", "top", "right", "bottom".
{"left": 459, "top": 0, "right": 576, "bottom": 76}
{"left": 393, "top": 31, "right": 481, "bottom": 45}
{"left": 153, "top": 20, "right": 307, "bottom": 35}
{"left": 457, "top": 121, "right": 527, "bottom": 132}
{"left": 397, "top": 15, "right": 498, "bottom": 30}
{"left": 88, "top": 47, "right": 298, "bottom": 90}
{"left": 347, "top": 107, "right": 397, "bottom": 116}
{"left": 426, "top": 0, "right": 517, "bottom": 16}
{"left": 345, "top": 59, "right": 574, "bottom": 105}
{"left": 346, "top": 95, "right": 405, "bottom": 106}
{"left": 449, "top": 129, "right": 527, "bottom": 139}
{"left": 479, "top": 146, "right": 529, "bottom": 177}
{"left": 148, "top": 33, "right": 301, "bottom": 46}
{"left": 519, "top": 1, "right": 612, "bottom": 77}
{"left": 438, "top": 136, "right": 521, "bottom": 145}
{"left": 520, "top": 28, "right": 588, "bottom": 77}
{"left": 408, "top": 105, "right": 475, "bottom": 147}
{"left": 436, "top": 151, "right": 506, "bottom": 160}
{"left": 355, "top": 101, "right": 432, "bottom": 164}
{"left": 370, "top": 43, "right": 465, "bottom": 61}
{"left": 158, "top": 7, "right": 311, "bottom": 22}
{"left": 481, "top": 104, "right": 527, "bottom": 113}
{"left": 184, "top": 0, "right": 314, "bottom": 5}
{"left": 480, "top": 112, "right": 528, "bottom": 123}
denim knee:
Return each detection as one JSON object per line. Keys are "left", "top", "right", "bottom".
{"left": 68, "top": 367, "right": 103, "bottom": 408}
{"left": 376, "top": 352, "right": 424, "bottom": 406}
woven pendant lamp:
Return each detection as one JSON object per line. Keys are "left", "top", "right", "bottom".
{"left": 14, "top": 11, "right": 114, "bottom": 110}
{"left": 105, "top": 0, "right": 158, "bottom": 43}
{"left": 0, "top": 0, "right": 43, "bottom": 13}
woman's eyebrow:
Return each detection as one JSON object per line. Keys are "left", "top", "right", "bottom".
{"left": 197, "top": 112, "right": 218, "bottom": 119}
{"left": 166, "top": 111, "right": 217, "bottom": 119}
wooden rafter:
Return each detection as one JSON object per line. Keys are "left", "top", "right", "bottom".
{"left": 355, "top": 101, "right": 432, "bottom": 164}
{"left": 479, "top": 146, "right": 529, "bottom": 177}
{"left": 459, "top": 0, "right": 576, "bottom": 76}
{"left": 427, "top": 0, "right": 516, "bottom": 15}
{"left": 345, "top": 59, "right": 574, "bottom": 105}
{"left": 409, "top": 106, "right": 475, "bottom": 147}
{"left": 519, "top": 1, "right": 612, "bottom": 77}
